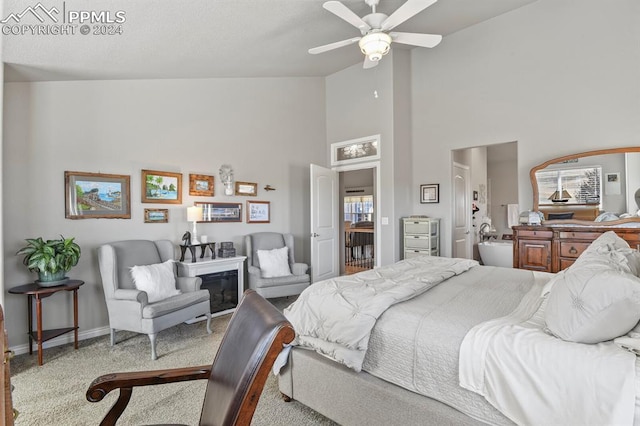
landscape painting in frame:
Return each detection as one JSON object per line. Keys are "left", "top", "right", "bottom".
{"left": 142, "top": 169, "right": 182, "bottom": 204}
{"left": 65, "top": 171, "right": 131, "bottom": 219}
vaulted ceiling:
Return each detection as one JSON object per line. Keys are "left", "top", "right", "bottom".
{"left": 2, "top": 0, "right": 537, "bottom": 82}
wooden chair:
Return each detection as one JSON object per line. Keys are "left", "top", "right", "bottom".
{"left": 86, "top": 290, "right": 295, "bottom": 426}
{"left": 2, "top": 305, "right": 16, "bottom": 426}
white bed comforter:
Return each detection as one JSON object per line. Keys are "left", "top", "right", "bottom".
{"left": 284, "top": 256, "right": 478, "bottom": 371}
{"left": 459, "top": 281, "right": 638, "bottom": 426}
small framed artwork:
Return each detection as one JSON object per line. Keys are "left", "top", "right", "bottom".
{"left": 142, "top": 170, "right": 182, "bottom": 204}
{"left": 196, "top": 202, "right": 242, "bottom": 222}
{"left": 420, "top": 184, "right": 439, "bottom": 204}
{"left": 189, "top": 174, "right": 214, "bottom": 197}
{"left": 235, "top": 181, "right": 258, "bottom": 196}
{"left": 65, "top": 171, "right": 131, "bottom": 219}
{"left": 247, "top": 200, "right": 270, "bottom": 223}
{"left": 144, "top": 208, "right": 168, "bottom": 223}
{"left": 331, "top": 134, "right": 381, "bottom": 166}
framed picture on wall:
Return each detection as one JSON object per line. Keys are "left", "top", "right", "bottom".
{"left": 420, "top": 184, "right": 439, "bottom": 204}
{"left": 189, "top": 174, "right": 214, "bottom": 197}
{"left": 195, "top": 202, "right": 242, "bottom": 222}
{"left": 144, "top": 208, "right": 169, "bottom": 223}
{"left": 142, "top": 170, "right": 182, "bottom": 204}
{"left": 234, "top": 181, "right": 258, "bottom": 196}
{"left": 247, "top": 200, "right": 270, "bottom": 223}
{"left": 65, "top": 171, "right": 131, "bottom": 219}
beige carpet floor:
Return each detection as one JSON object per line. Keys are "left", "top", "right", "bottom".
{"left": 10, "top": 297, "right": 336, "bottom": 425}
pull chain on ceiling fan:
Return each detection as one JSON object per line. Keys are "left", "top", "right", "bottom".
{"left": 309, "top": 0, "right": 442, "bottom": 69}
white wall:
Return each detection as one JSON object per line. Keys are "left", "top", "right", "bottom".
{"left": 326, "top": 54, "right": 398, "bottom": 264}
{"left": 488, "top": 143, "right": 518, "bottom": 237}
{"left": 411, "top": 0, "right": 640, "bottom": 256}
{"left": 3, "top": 77, "right": 326, "bottom": 347}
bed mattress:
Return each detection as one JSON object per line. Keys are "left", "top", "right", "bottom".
{"left": 362, "top": 265, "right": 550, "bottom": 425}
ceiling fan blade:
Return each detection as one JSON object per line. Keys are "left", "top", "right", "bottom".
{"left": 323, "top": 1, "right": 371, "bottom": 32}
{"left": 390, "top": 32, "right": 442, "bottom": 48}
{"left": 363, "top": 56, "right": 379, "bottom": 69}
{"left": 309, "top": 37, "right": 361, "bottom": 54}
{"left": 381, "top": 0, "right": 438, "bottom": 31}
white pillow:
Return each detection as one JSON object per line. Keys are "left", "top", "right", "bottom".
{"left": 545, "top": 266, "right": 640, "bottom": 344}
{"left": 570, "top": 231, "right": 635, "bottom": 274}
{"left": 130, "top": 260, "right": 181, "bottom": 303}
{"left": 257, "top": 247, "right": 292, "bottom": 278}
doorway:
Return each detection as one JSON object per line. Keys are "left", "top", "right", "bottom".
{"left": 340, "top": 168, "right": 375, "bottom": 275}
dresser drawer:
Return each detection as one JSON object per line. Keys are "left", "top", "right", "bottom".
{"left": 404, "top": 236, "right": 438, "bottom": 250}
{"left": 559, "top": 242, "right": 591, "bottom": 258}
{"left": 516, "top": 230, "right": 552, "bottom": 239}
{"left": 559, "top": 258, "right": 576, "bottom": 270}
{"left": 404, "top": 221, "right": 438, "bottom": 235}
{"left": 559, "top": 231, "right": 603, "bottom": 241}
{"left": 404, "top": 249, "right": 438, "bottom": 258}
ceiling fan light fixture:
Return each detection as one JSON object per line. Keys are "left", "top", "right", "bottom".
{"left": 359, "top": 32, "right": 392, "bottom": 61}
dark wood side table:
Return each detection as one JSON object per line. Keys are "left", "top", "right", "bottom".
{"left": 8, "top": 280, "right": 84, "bottom": 366}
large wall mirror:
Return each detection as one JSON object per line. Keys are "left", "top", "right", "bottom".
{"left": 531, "top": 147, "right": 640, "bottom": 224}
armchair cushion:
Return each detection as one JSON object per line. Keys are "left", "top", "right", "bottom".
{"left": 257, "top": 247, "right": 292, "bottom": 278}
{"left": 131, "top": 260, "right": 181, "bottom": 303}
{"left": 142, "top": 291, "right": 210, "bottom": 319}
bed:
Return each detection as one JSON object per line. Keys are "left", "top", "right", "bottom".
{"left": 278, "top": 232, "right": 640, "bottom": 426}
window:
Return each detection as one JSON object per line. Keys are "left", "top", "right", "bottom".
{"left": 344, "top": 195, "right": 373, "bottom": 223}
{"left": 536, "top": 166, "right": 602, "bottom": 206}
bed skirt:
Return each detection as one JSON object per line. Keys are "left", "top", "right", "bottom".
{"left": 279, "top": 347, "right": 488, "bottom": 426}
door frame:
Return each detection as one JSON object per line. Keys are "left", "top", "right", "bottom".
{"left": 333, "top": 160, "right": 382, "bottom": 269}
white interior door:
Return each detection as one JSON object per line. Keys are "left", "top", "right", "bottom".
{"left": 452, "top": 162, "right": 472, "bottom": 259}
{"left": 310, "top": 164, "right": 339, "bottom": 282}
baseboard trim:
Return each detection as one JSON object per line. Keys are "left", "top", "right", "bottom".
{"left": 10, "top": 326, "right": 111, "bottom": 356}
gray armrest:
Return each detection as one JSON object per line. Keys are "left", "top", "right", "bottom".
{"left": 291, "top": 263, "right": 308, "bottom": 276}
{"left": 248, "top": 265, "right": 262, "bottom": 277}
{"left": 113, "top": 289, "right": 148, "bottom": 305}
{"left": 176, "top": 276, "right": 202, "bottom": 293}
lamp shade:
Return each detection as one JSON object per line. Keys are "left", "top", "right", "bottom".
{"left": 187, "top": 206, "right": 203, "bottom": 222}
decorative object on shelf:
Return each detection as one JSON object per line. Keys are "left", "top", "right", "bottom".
{"left": 219, "top": 164, "right": 234, "bottom": 196}
{"left": 144, "top": 208, "right": 168, "bottom": 223}
{"left": 195, "top": 202, "right": 242, "bottom": 222}
{"left": 16, "top": 236, "right": 81, "bottom": 286}
{"left": 218, "top": 241, "right": 236, "bottom": 258}
{"left": 65, "top": 171, "right": 131, "bottom": 219}
{"left": 189, "top": 174, "right": 214, "bottom": 197}
{"left": 179, "top": 242, "right": 216, "bottom": 262}
{"left": 420, "top": 183, "right": 439, "bottom": 204}
{"left": 331, "top": 135, "right": 380, "bottom": 166}
{"left": 247, "top": 200, "right": 270, "bottom": 224}
{"left": 182, "top": 231, "right": 192, "bottom": 246}
{"left": 235, "top": 181, "right": 258, "bottom": 196}
{"left": 264, "top": 184, "right": 276, "bottom": 191}
{"left": 141, "top": 170, "right": 182, "bottom": 204}
{"left": 187, "top": 206, "right": 204, "bottom": 244}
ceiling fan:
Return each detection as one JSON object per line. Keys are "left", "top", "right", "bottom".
{"left": 309, "top": 0, "right": 442, "bottom": 69}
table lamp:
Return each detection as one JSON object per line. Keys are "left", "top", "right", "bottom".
{"left": 187, "top": 206, "right": 203, "bottom": 245}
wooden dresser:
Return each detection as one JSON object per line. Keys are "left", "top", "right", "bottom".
{"left": 513, "top": 225, "right": 640, "bottom": 272}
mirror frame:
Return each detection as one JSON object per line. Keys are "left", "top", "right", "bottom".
{"left": 531, "top": 146, "right": 640, "bottom": 225}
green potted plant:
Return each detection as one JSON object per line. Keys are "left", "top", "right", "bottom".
{"left": 16, "top": 236, "right": 81, "bottom": 286}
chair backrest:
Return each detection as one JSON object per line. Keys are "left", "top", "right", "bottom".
{"left": 199, "top": 289, "right": 294, "bottom": 426}
{"left": 1, "top": 305, "right": 15, "bottom": 426}
{"left": 97, "top": 240, "right": 175, "bottom": 295}
{"left": 245, "top": 233, "right": 296, "bottom": 269}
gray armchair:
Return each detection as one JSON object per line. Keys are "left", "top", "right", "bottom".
{"left": 244, "top": 233, "right": 310, "bottom": 298}
{"left": 97, "top": 240, "right": 212, "bottom": 360}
